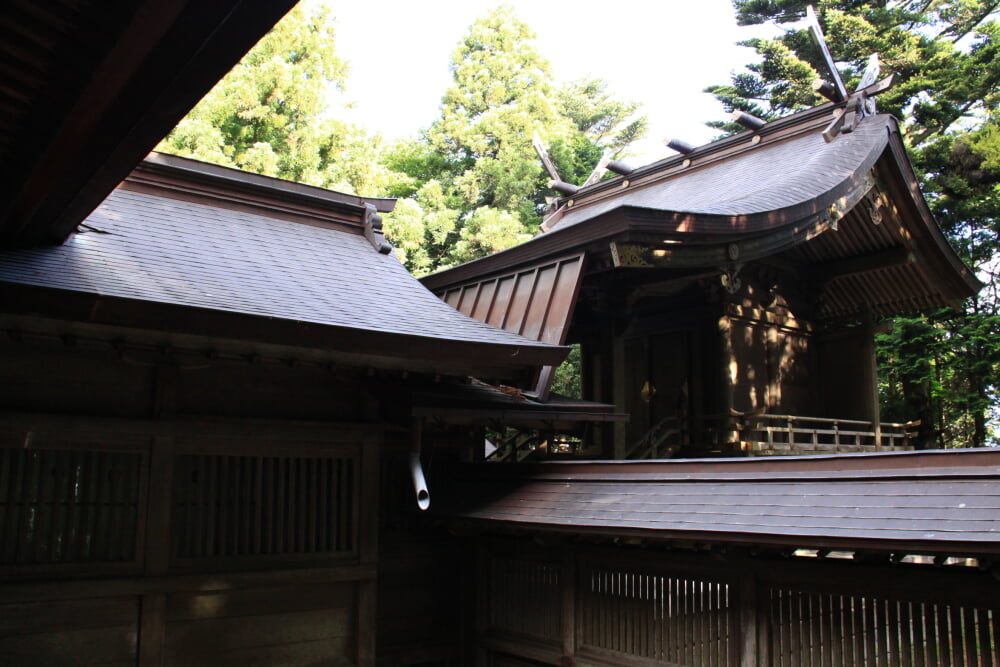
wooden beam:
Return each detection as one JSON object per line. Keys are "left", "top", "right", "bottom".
{"left": 533, "top": 131, "right": 562, "bottom": 182}
{"left": 817, "top": 247, "right": 913, "bottom": 282}
{"left": 806, "top": 5, "right": 847, "bottom": 101}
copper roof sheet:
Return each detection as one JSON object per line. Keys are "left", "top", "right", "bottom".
{"left": 545, "top": 113, "right": 888, "bottom": 234}
{"left": 425, "top": 109, "right": 979, "bottom": 318}
{"left": 441, "top": 449, "right": 1000, "bottom": 554}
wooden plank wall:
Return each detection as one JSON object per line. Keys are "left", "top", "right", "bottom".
{"left": 437, "top": 254, "right": 585, "bottom": 397}
{"left": 476, "top": 539, "right": 1000, "bottom": 667}
{"left": 0, "top": 335, "right": 384, "bottom": 666}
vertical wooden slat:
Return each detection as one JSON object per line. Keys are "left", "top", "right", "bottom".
{"left": 707, "top": 581, "right": 715, "bottom": 666}
{"left": 252, "top": 456, "right": 262, "bottom": 555}
{"left": 109, "top": 452, "right": 124, "bottom": 560}
{"left": 119, "top": 453, "right": 140, "bottom": 561}
{"left": 827, "top": 594, "right": 841, "bottom": 667}
{"left": 694, "top": 579, "right": 704, "bottom": 667}
{"left": 790, "top": 590, "right": 802, "bottom": 667}
{"left": 925, "top": 603, "right": 940, "bottom": 665}
{"left": 740, "top": 576, "right": 759, "bottom": 667}
{"left": 885, "top": 600, "right": 902, "bottom": 667}
{"left": 297, "top": 457, "right": 307, "bottom": 553}
{"left": 307, "top": 456, "right": 318, "bottom": 553}
{"left": 218, "top": 454, "right": 229, "bottom": 556}
{"left": 953, "top": 604, "right": 968, "bottom": 667}
{"left": 203, "top": 455, "right": 216, "bottom": 557}
{"left": 912, "top": 602, "right": 926, "bottom": 667}
{"left": 29, "top": 449, "right": 48, "bottom": 562}
{"left": 852, "top": 596, "right": 866, "bottom": 667}
{"left": 145, "top": 438, "right": 172, "bottom": 573}
{"left": 962, "top": 606, "right": 977, "bottom": 667}
{"left": 977, "top": 608, "right": 996, "bottom": 667}
{"left": 275, "top": 456, "right": 286, "bottom": 553}
{"left": 864, "top": 598, "right": 878, "bottom": 667}
{"left": 84, "top": 450, "right": 104, "bottom": 561}
{"left": 264, "top": 456, "right": 275, "bottom": 554}
{"left": 359, "top": 445, "right": 377, "bottom": 566}
{"left": 318, "top": 457, "right": 329, "bottom": 553}
{"left": 684, "top": 578, "right": 692, "bottom": 666}
{"left": 1, "top": 449, "right": 19, "bottom": 562}
{"left": 808, "top": 592, "right": 818, "bottom": 667}
{"left": 989, "top": 606, "right": 1000, "bottom": 662}
{"left": 66, "top": 450, "right": 83, "bottom": 562}
{"left": 668, "top": 576, "right": 677, "bottom": 664}
{"left": 47, "top": 447, "right": 68, "bottom": 562}
{"left": 898, "top": 599, "right": 912, "bottom": 667}
{"left": 934, "top": 604, "right": 950, "bottom": 666}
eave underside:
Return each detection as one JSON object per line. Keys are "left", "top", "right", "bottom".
{"left": 0, "top": 0, "right": 298, "bottom": 247}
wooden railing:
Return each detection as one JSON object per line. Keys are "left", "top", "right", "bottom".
{"left": 487, "top": 414, "right": 919, "bottom": 462}
{"left": 736, "top": 413, "right": 919, "bottom": 455}
{"left": 626, "top": 413, "right": 919, "bottom": 459}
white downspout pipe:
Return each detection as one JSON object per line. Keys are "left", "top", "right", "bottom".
{"left": 410, "top": 417, "right": 430, "bottom": 511}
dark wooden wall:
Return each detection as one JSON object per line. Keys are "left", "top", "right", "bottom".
{"left": 0, "top": 328, "right": 399, "bottom": 666}
{"left": 475, "top": 538, "right": 1000, "bottom": 667}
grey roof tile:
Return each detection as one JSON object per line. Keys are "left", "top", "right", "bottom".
{"left": 0, "top": 186, "right": 558, "bottom": 352}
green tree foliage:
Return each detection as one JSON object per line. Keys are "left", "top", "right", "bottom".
{"left": 711, "top": 0, "right": 1000, "bottom": 446}
{"left": 157, "top": 3, "right": 402, "bottom": 196}
{"left": 382, "top": 6, "right": 647, "bottom": 274}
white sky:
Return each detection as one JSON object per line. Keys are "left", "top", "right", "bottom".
{"left": 328, "top": 0, "right": 782, "bottom": 165}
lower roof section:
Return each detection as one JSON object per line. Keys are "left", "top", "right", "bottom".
{"left": 0, "top": 155, "right": 568, "bottom": 379}
{"left": 439, "top": 449, "right": 1000, "bottom": 556}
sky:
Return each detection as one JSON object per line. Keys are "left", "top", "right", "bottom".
{"left": 328, "top": 0, "right": 782, "bottom": 165}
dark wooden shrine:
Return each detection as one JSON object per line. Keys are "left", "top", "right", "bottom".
{"left": 1, "top": 4, "right": 997, "bottom": 667}
{"left": 424, "top": 106, "right": 981, "bottom": 458}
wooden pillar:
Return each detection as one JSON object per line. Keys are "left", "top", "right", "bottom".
{"left": 612, "top": 331, "right": 628, "bottom": 459}
{"left": 139, "top": 364, "right": 177, "bottom": 666}
{"left": 719, "top": 314, "right": 736, "bottom": 446}
{"left": 863, "top": 314, "right": 883, "bottom": 448}
{"left": 738, "top": 574, "right": 759, "bottom": 667}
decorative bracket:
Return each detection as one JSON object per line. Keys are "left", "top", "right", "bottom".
{"left": 363, "top": 203, "right": 392, "bottom": 254}
{"left": 821, "top": 73, "right": 895, "bottom": 143}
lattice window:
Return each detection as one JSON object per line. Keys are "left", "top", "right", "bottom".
{"left": 0, "top": 447, "right": 142, "bottom": 565}
{"left": 172, "top": 454, "right": 356, "bottom": 559}
{"left": 768, "top": 588, "right": 999, "bottom": 666}
{"left": 488, "top": 555, "right": 561, "bottom": 641}
{"left": 580, "top": 565, "right": 734, "bottom": 666}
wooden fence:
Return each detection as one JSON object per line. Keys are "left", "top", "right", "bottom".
{"left": 627, "top": 414, "right": 918, "bottom": 459}
{"left": 476, "top": 540, "right": 999, "bottom": 666}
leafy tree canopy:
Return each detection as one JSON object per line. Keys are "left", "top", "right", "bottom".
{"left": 157, "top": 3, "right": 403, "bottom": 197}
{"left": 382, "top": 5, "right": 647, "bottom": 274}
